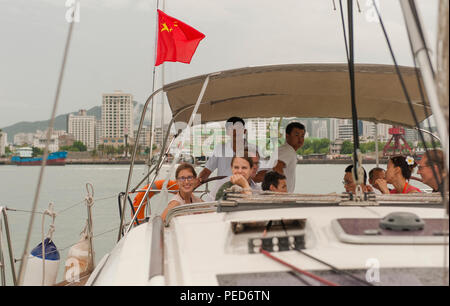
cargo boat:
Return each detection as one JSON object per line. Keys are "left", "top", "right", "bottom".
{"left": 11, "top": 148, "right": 67, "bottom": 166}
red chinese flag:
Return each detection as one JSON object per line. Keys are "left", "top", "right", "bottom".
{"left": 155, "top": 9, "right": 205, "bottom": 66}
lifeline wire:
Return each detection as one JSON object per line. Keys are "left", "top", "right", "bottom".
{"left": 17, "top": 15, "right": 75, "bottom": 286}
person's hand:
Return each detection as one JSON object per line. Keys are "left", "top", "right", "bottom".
{"left": 375, "top": 178, "right": 389, "bottom": 194}
{"left": 230, "top": 174, "right": 250, "bottom": 189}
{"left": 365, "top": 185, "right": 374, "bottom": 193}
{"left": 193, "top": 177, "right": 202, "bottom": 189}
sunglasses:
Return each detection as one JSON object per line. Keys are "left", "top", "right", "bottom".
{"left": 177, "top": 176, "right": 195, "bottom": 182}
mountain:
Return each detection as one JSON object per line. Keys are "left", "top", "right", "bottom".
{"left": 1, "top": 101, "right": 146, "bottom": 143}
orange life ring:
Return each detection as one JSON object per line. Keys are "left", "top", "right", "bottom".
{"left": 132, "top": 180, "right": 178, "bottom": 224}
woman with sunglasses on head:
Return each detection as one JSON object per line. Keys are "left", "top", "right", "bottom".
{"left": 162, "top": 163, "right": 203, "bottom": 221}
{"left": 375, "top": 155, "right": 422, "bottom": 194}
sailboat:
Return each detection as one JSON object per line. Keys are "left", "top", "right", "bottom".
{"left": 3, "top": 0, "right": 447, "bottom": 287}
{"left": 82, "top": 2, "right": 448, "bottom": 286}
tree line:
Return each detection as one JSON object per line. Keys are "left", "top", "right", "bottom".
{"left": 293, "top": 138, "right": 442, "bottom": 155}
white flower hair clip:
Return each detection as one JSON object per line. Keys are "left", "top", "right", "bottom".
{"left": 406, "top": 156, "right": 415, "bottom": 166}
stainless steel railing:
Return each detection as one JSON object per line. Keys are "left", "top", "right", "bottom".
{"left": 0, "top": 207, "right": 17, "bottom": 286}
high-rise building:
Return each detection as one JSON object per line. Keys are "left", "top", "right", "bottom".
{"left": 247, "top": 118, "right": 275, "bottom": 149}
{"left": 0, "top": 131, "right": 7, "bottom": 156}
{"left": 13, "top": 133, "right": 35, "bottom": 146}
{"left": 95, "top": 119, "right": 102, "bottom": 149}
{"left": 337, "top": 119, "right": 354, "bottom": 140}
{"left": 310, "top": 119, "right": 328, "bottom": 139}
{"left": 102, "top": 91, "right": 134, "bottom": 147}
{"left": 404, "top": 128, "right": 418, "bottom": 143}
{"left": 32, "top": 130, "right": 60, "bottom": 152}
{"left": 360, "top": 121, "right": 391, "bottom": 142}
{"left": 134, "top": 126, "right": 152, "bottom": 148}
{"left": 67, "top": 109, "right": 96, "bottom": 150}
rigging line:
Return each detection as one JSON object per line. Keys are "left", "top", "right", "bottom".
{"left": 57, "top": 194, "right": 117, "bottom": 215}
{"left": 259, "top": 220, "right": 338, "bottom": 287}
{"left": 403, "top": 4, "right": 445, "bottom": 196}
{"left": 5, "top": 208, "right": 46, "bottom": 215}
{"left": 279, "top": 220, "right": 373, "bottom": 286}
{"left": 17, "top": 18, "right": 75, "bottom": 286}
{"left": 408, "top": 1, "right": 435, "bottom": 78}
{"left": 295, "top": 249, "right": 373, "bottom": 286}
{"left": 16, "top": 225, "right": 121, "bottom": 263}
{"left": 338, "top": 0, "right": 350, "bottom": 62}
{"left": 118, "top": 0, "right": 168, "bottom": 239}
{"left": 411, "top": 59, "right": 445, "bottom": 197}
{"left": 346, "top": 0, "right": 361, "bottom": 183}
{"left": 287, "top": 271, "right": 314, "bottom": 286}
{"left": 57, "top": 199, "right": 86, "bottom": 214}
{"left": 403, "top": 4, "right": 438, "bottom": 149}
{"left": 371, "top": 3, "right": 422, "bottom": 142}
{"left": 259, "top": 249, "right": 339, "bottom": 286}
{"left": 356, "top": 0, "right": 361, "bottom": 13}
{"left": 147, "top": 0, "right": 161, "bottom": 180}
{"left": 372, "top": 0, "right": 445, "bottom": 195}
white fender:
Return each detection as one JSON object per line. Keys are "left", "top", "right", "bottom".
{"left": 64, "top": 232, "right": 93, "bottom": 283}
{"left": 22, "top": 238, "right": 60, "bottom": 286}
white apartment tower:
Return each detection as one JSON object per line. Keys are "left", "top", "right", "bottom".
{"left": 67, "top": 109, "right": 96, "bottom": 150}
{"left": 102, "top": 91, "right": 134, "bottom": 147}
{"left": 95, "top": 119, "right": 102, "bottom": 148}
{"left": 0, "top": 131, "right": 7, "bottom": 156}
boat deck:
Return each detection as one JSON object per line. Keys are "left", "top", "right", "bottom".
{"left": 89, "top": 205, "right": 449, "bottom": 286}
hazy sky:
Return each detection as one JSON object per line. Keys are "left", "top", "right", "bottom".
{"left": 0, "top": 0, "right": 440, "bottom": 128}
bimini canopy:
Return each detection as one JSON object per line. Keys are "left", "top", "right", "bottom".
{"left": 164, "top": 63, "right": 430, "bottom": 127}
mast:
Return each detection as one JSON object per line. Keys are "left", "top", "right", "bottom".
{"left": 399, "top": 0, "right": 449, "bottom": 174}
{"left": 346, "top": 0, "right": 362, "bottom": 184}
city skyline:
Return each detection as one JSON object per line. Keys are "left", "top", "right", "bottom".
{"left": 0, "top": 1, "right": 439, "bottom": 127}
{"left": 3, "top": 113, "right": 431, "bottom": 152}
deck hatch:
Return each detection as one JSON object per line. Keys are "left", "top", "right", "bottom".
{"left": 332, "top": 218, "right": 449, "bottom": 244}
{"left": 225, "top": 218, "right": 311, "bottom": 255}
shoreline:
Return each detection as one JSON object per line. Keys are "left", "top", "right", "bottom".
{"left": 0, "top": 158, "right": 388, "bottom": 165}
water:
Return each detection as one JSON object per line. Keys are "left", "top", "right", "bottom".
{"left": 0, "top": 163, "right": 429, "bottom": 285}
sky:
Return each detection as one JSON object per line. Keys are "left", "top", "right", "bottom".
{"left": 0, "top": 0, "right": 440, "bottom": 128}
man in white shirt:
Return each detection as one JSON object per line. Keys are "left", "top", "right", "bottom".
{"left": 271, "top": 122, "right": 305, "bottom": 193}
{"left": 197, "top": 117, "right": 257, "bottom": 188}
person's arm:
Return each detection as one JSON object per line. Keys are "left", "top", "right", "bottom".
{"left": 215, "top": 181, "right": 233, "bottom": 200}
{"left": 365, "top": 185, "right": 374, "bottom": 193}
{"left": 253, "top": 169, "right": 268, "bottom": 183}
{"left": 195, "top": 150, "right": 218, "bottom": 187}
{"left": 196, "top": 168, "right": 212, "bottom": 187}
{"left": 375, "top": 179, "right": 390, "bottom": 194}
{"left": 162, "top": 200, "right": 181, "bottom": 221}
{"left": 230, "top": 174, "right": 251, "bottom": 191}
{"left": 272, "top": 160, "right": 286, "bottom": 175}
